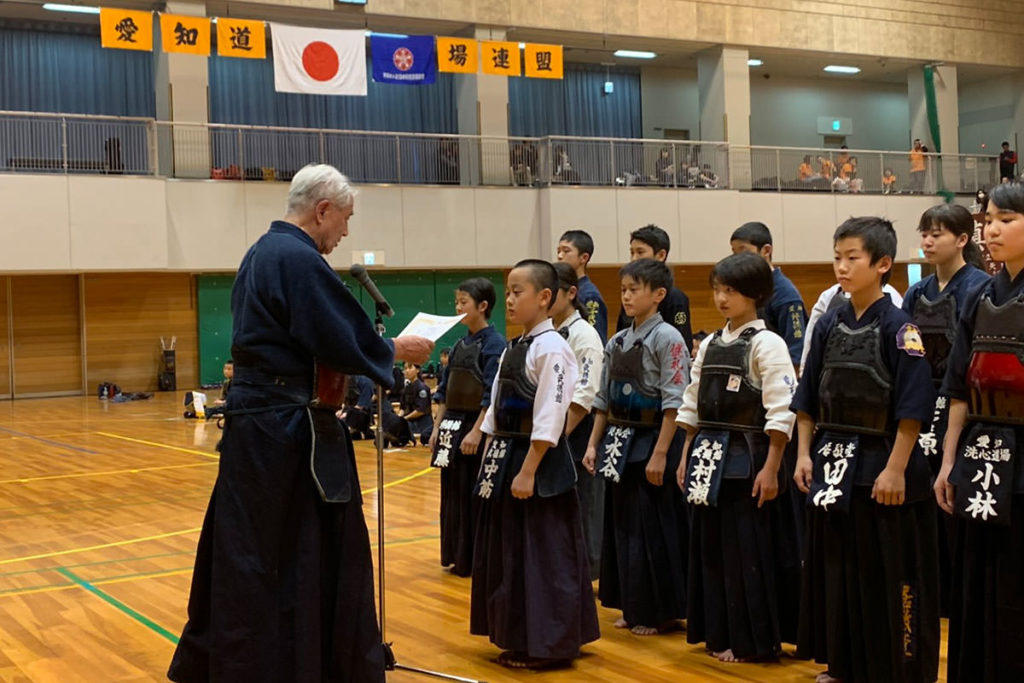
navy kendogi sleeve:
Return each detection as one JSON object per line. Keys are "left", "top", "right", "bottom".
{"left": 282, "top": 248, "right": 396, "bottom": 388}
{"left": 791, "top": 309, "right": 835, "bottom": 418}
{"left": 883, "top": 308, "right": 937, "bottom": 424}
{"left": 479, "top": 327, "right": 506, "bottom": 409}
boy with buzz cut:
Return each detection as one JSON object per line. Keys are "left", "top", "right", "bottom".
{"left": 792, "top": 217, "right": 940, "bottom": 683}
{"left": 615, "top": 225, "right": 693, "bottom": 350}
{"left": 584, "top": 258, "right": 689, "bottom": 637}
{"left": 557, "top": 229, "right": 608, "bottom": 344}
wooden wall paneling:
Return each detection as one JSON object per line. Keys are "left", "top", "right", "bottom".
{"left": 83, "top": 273, "right": 198, "bottom": 393}
{"left": 10, "top": 275, "right": 83, "bottom": 397}
{"left": 0, "top": 277, "right": 11, "bottom": 398}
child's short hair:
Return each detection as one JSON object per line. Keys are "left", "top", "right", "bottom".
{"left": 833, "top": 216, "right": 898, "bottom": 285}
{"left": 709, "top": 252, "right": 774, "bottom": 306}
{"left": 559, "top": 229, "right": 595, "bottom": 260}
{"left": 225, "top": 359, "right": 234, "bottom": 364}
{"left": 440, "top": 348, "right": 450, "bottom": 357}
{"left": 988, "top": 181, "right": 1024, "bottom": 214}
{"left": 620, "top": 258, "right": 673, "bottom": 293}
{"left": 730, "top": 221, "right": 773, "bottom": 249}
{"left": 629, "top": 224, "right": 671, "bottom": 258}
{"left": 456, "top": 277, "right": 496, "bottom": 319}
{"left": 512, "top": 259, "right": 558, "bottom": 309}
{"left": 553, "top": 261, "right": 588, "bottom": 317}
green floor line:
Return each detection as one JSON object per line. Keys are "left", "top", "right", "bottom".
{"left": 55, "top": 567, "right": 180, "bottom": 644}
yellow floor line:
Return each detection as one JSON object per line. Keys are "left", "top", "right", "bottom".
{"left": 0, "top": 462, "right": 216, "bottom": 486}
{"left": 0, "top": 467, "right": 435, "bottom": 567}
{"left": 94, "top": 432, "right": 220, "bottom": 460}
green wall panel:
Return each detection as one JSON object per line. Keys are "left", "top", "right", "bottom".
{"left": 197, "top": 270, "right": 506, "bottom": 383}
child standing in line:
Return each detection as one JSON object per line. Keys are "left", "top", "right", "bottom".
{"left": 584, "top": 258, "right": 689, "bottom": 636}
{"left": 429, "top": 277, "right": 505, "bottom": 577}
{"left": 470, "top": 260, "right": 600, "bottom": 670}
{"left": 793, "top": 217, "right": 939, "bottom": 683}
{"left": 676, "top": 252, "right": 799, "bottom": 662}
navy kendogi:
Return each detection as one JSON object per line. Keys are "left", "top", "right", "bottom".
{"left": 943, "top": 266, "right": 1024, "bottom": 682}
{"left": 168, "top": 221, "right": 395, "bottom": 683}
{"left": 342, "top": 375, "right": 375, "bottom": 440}
{"left": 794, "top": 297, "right": 940, "bottom": 683}
{"left": 431, "top": 324, "right": 504, "bottom": 577}
{"left": 594, "top": 312, "right": 689, "bottom": 630}
{"left": 902, "top": 262, "right": 989, "bottom": 616}
{"left": 577, "top": 274, "right": 609, "bottom": 344}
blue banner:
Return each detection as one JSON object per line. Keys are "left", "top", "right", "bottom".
{"left": 371, "top": 35, "right": 436, "bottom": 85}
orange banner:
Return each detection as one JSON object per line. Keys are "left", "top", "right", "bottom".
{"left": 481, "top": 41, "right": 520, "bottom": 76}
{"left": 217, "top": 18, "right": 266, "bottom": 59}
{"left": 524, "top": 43, "right": 563, "bottom": 79}
{"left": 99, "top": 8, "right": 153, "bottom": 51}
{"left": 436, "top": 37, "right": 477, "bottom": 74}
{"left": 160, "top": 14, "right": 211, "bottom": 56}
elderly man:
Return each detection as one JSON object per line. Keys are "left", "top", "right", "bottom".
{"left": 168, "top": 164, "right": 432, "bottom": 683}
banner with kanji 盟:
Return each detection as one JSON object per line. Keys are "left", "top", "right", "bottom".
{"left": 217, "top": 18, "right": 266, "bottom": 59}
{"left": 160, "top": 14, "right": 211, "bottom": 56}
{"left": 436, "top": 37, "right": 477, "bottom": 74}
{"left": 525, "top": 43, "right": 563, "bottom": 79}
{"left": 481, "top": 40, "right": 520, "bottom": 77}
{"left": 100, "top": 7, "right": 153, "bottom": 51}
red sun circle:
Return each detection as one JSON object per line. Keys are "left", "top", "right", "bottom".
{"left": 393, "top": 47, "right": 414, "bottom": 72}
{"left": 302, "top": 41, "right": 339, "bottom": 82}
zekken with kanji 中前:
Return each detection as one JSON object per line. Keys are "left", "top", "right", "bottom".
{"left": 792, "top": 217, "right": 940, "bottom": 683}
{"left": 935, "top": 182, "right": 1024, "bottom": 682}
{"left": 428, "top": 277, "right": 505, "bottom": 578}
{"left": 675, "top": 252, "right": 800, "bottom": 664}
{"left": 470, "top": 260, "right": 600, "bottom": 671}
{"left": 583, "top": 258, "right": 690, "bottom": 637}
{"left": 901, "top": 203, "right": 990, "bottom": 618}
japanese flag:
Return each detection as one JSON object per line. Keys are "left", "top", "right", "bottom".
{"left": 270, "top": 23, "right": 367, "bottom": 96}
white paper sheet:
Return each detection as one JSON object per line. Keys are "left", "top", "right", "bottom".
{"left": 398, "top": 312, "right": 466, "bottom": 342}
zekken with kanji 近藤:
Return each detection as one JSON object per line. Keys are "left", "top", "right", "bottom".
{"left": 429, "top": 277, "right": 505, "bottom": 578}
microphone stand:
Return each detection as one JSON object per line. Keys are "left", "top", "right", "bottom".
{"left": 371, "top": 302, "right": 484, "bottom": 683}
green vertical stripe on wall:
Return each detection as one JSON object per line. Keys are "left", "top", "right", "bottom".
{"left": 197, "top": 274, "right": 235, "bottom": 386}
{"left": 197, "top": 270, "right": 506, "bottom": 383}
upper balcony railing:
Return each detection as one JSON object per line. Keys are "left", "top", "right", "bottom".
{"left": 0, "top": 110, "right": 1000, "bottom": 195}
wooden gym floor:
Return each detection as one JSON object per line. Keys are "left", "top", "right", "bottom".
{"left": 0, "top": 394, "right": 948, "bottom": 682}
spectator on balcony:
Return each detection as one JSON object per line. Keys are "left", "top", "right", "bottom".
{"left": 817, "top": 155, "right": 834, "bottom": 180}
{"left": 999, "top": 141, "right": 1017, "bottom": 181}
{"left": 439, "top": 139, "right": 460, "bottom": 185}
{"left": 848, "top": 158, "right": 864, "bottom": 193}
{"left": 834, "top": 145, "right": 850, "bottom": 169}
{"left": 909, "top": 138, "right": 927, "bottom": 193}
{"left": 655, "top": 147, "right": 676, "bottom": 186}
{"left": 510, "top": 142, "right": 533, "bottom": 186}
{"left": 798, "top": 155, "right": 819, "bottom": 184}
{"left": 554, "top": 145, "right": 580, "bottom": 185}
{"left": 700, "top": 164, "right": 720, "bottom": 189}
{"left": 883, "top": 168, "right": 897, "bottom": 194}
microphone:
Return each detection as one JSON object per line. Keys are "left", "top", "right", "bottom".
{"left": 349, "top": 264, "right": 394, "bottom": 317}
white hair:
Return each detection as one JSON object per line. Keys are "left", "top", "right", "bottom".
{"left": 285, "top": 164, "right": 356, "bottom": 214}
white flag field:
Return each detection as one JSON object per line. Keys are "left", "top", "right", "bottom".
{"left": 270, "top": 23, "right": 367, "bottom": 96}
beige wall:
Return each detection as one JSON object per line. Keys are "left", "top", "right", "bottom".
{"left": 0, "top": 175, "right": 960, "bottom": 272}
{"left": 364, "top": 0, "right": 1024, "bottom": 68}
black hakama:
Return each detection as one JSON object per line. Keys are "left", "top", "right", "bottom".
{"left": 598, "top": 432, "right": 688, "bottom": 627}
{"left": 687, "top": 478, "right": 800, "bottom": 659}
{"left": 947, "top": 493, "right": 1024, "bottom": 682}
{"left": 168, "top": 388, "right": 384, "bottom": 683}
{"left": 568, "top": 412, "right": 603, "bottom": 581}
{"left": 798, "top": 490, "right": 940, "bottom": 683}
{"left": 469, "top": 441, "right": 600, "bottom": 660}
{"left": 436, "top": 410, "right": 483, "bottom": 577}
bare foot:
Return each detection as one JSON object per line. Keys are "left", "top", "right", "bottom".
{"left": 715, "top": 649, "right": 742, "bottom": 663}
{"left": 816, "top": 672, "right": 842, "bottom": 683}
{"left": 630, "top": 624, "right": 659, "bottom": 636}
{"left": 613, "top": 617, "right": 629, "bottom": 629}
